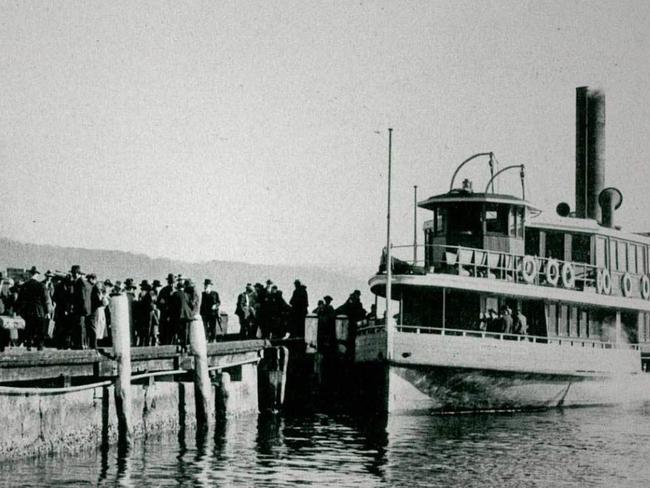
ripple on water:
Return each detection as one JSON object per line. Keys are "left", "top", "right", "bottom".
{"left": 3, "top": 407, "right": 650, "bottom": 487}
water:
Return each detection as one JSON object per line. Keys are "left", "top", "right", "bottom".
{"left": 4, "top": 405, "right": 650, "bottom": 487}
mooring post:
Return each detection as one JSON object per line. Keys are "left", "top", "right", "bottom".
{"left": 110, "top": 292, "right": 133, "bottom": 446}
{"left": 258, "top": 346, "right": 289, "bottom": 412}
{"left": 190, "top": 315, "right": 213, "bottom": 426}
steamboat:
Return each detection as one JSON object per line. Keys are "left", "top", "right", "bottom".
{"left": 355, "top": 87, "right": 650, "bottom": 412}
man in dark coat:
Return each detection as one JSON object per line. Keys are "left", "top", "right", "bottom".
{"left": 18, "top": 266, "right": 52, "bottom": 350}
{"left": 200, "top": 279, "right": 221, "bottom": 342}
{"left": 289, "top": 279, "right": 309, "bottom": 338}
{"left": 157, "top": 273, "right": 175, "bottom": 345}
{"left": 87, "top": 273, "right": 102, "bottom": 349}
{"left": 178, "top": 279, "right": 200, "bottom": 351}
{"left": 235, "top": 284, "right": 254, "bottom": 339}
{"left": 52, "top": 275, "right": 74, "bottom": 348}
{"left": 70, "top": 265, "right": 91, "bottom": 349}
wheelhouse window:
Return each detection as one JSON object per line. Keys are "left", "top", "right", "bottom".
{"left": 433, "top": 207, "right": 446, "bottom": 236}
{"left": 484, "top": 203, "right": 509, "bottom": 235}
{"left": 448, "top": 203, "right": 482, "bottom": 236}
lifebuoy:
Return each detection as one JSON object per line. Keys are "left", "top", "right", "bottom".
{"left": 545, "top": 259, "right": 560, "bottom": 286}
{"left": 597, "top": 268, "right": 612, "bottom": 295}
{"left": 521, "top": 255, "right": 537, "bottom": 284}
{"left": 641, "top": 275, "right": 650, "bottom": 300}
{"left": 621, "top": 273, "right": 633, "bottom": 297}
{"left": 561, "top": 262, "right": 575, "bottom": 289}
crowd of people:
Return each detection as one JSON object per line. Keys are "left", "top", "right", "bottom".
{"left": 0, "top": 265, "right": 369, "bottom": 353}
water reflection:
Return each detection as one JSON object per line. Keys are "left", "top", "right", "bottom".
{"left": 5, "top": 406, "right": 650, "bottom": 487}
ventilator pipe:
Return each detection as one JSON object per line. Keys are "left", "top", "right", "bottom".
{"left": 598, "top": 187, "right": 623, "bottom": 228}
{"left": 484, "top": 164, "right": 526, "bottom": 199}
{"left": 449, "top": 152, "right": 494, "bottom": 191}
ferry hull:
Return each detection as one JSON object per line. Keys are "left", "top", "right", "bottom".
{"left": 354, "top": 362, "right": 650, "bottom": 413}
{"left": 354, "top": 329, "right": 650, "bottom": 413}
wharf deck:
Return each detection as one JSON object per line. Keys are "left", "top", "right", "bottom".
{"left": 0, "top": 338, "right": 268, "bottom": 384}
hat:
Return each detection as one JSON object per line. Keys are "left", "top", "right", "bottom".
{"left": 266, "top": 279, "right": 273, "bottom": 285}
{"left": 28, "top": 265, "right": 40, "bottom": 275}
{"left": 124, "top": 278, "right": 134, "bottom": 286}
{"left": 44, "top": 270, "right": 54, "bottom": 278}
{"left": 104, "top": 279, "right": 114, "bottom": 287}
{"left": 324, "top": 295, "right": 333, "bottom": 303}
{"left": 204, "top": 278, "right": 213, "bottom": 286}
{"left": 166, "top": 273, "right": 175, "bottom": 282}
{"left": 152, "top": 279, "right": 162, "bottom": 288}
{"left": 70, "top": 265, "right": 82, "bottom": 274}
{"left": 86, "top": 273, "right": 97, "bottom": 280}
{"left": 140, "top": 280, "right": 151, "bottom": 290}
{"left": 294, "top": 279, "right": 301, "bottom": 285}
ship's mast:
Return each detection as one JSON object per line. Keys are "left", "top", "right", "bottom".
{"left": 386, "top": 128, "right": 394, "bottom": 360}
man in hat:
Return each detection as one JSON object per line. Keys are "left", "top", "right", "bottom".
{"left": 17, "top": 266, "right": 52, "bottom": 350}
{"left": 85, "top": 273, "right": 102, "bottom": 349}
{"left": 134, "top": 280, "right": 152, "bottom": 346}
{"left": 318, "top": 295, "right": 336, "bottom": 355}
{"left": 69, "top": 265, "right": 91, "bottom": 349}
{"left": 157, "top": 273, "right": 176, "bottom": 345}
{"left": 289, "top": 279, "right": 309, "bottom": 338}
{"left": 200, "top": 279, "right": 221, "bottom": 342}
{"left": 177, "top": 279, "right": 199, "bottom": 351}
{"left": 235, "top": 283, "right": 255, "bottom": 339}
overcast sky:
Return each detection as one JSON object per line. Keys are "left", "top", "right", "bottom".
{"left": 2, "top": 1, "right": 650, "bottom": 271}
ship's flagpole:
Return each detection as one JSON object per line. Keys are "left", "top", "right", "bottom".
{"left": 386, "top": 128, "right": 394, "bottom": 360}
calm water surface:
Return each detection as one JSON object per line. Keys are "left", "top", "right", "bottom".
{"left": 4, "top": 405, "right": 650, "bottom": 487}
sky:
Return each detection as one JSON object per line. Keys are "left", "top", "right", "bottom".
{"left": 2, "top": 0, "right": 650, "bottom": 272}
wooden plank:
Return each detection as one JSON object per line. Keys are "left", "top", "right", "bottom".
{"left": 0, "top": 364, "right": 96, "bottom": 382}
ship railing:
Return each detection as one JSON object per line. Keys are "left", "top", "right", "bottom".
{"left": 393, "top": 324, "right": 640, "bottom": 350}
{"left": 385, "top": 244, "right": 604, "bottom": 291}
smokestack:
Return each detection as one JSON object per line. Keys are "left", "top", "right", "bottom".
{"left": 575, "top": 86, "right": 606, "bottom": 221}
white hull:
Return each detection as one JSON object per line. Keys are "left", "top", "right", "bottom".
{"left": 354, "top": 328, "right": 650, "bottom": 413}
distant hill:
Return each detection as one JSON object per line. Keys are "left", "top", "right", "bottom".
{"left": 0, "top": 237, "right": 373, "bottom": 313}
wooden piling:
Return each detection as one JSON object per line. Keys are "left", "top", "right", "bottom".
{"left": 109, "top": 292, "right": 133, "bottom": 446}
{"left": 190, "top": 316, "right": 213, "bottom": 426}
{"left": 258, "top": 346, "right": 289, "bottom": 412}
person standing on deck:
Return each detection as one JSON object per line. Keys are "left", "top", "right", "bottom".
{"left": 500, "top": 305, "right": 514, "bottom": 334}
{"left": 289, "top": 279, "right": 309, "bottom": 339}
{"left": 17, "top": 266, "right": 52, "bottom": 350}
{"left": 513, "top": 307, "right": 528, "bottom": 335}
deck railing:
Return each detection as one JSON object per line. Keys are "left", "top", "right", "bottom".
{"left": 356, "top": 322, "right": 640, "bottom": 351}
{"left": 383, "top": 243, "right": 648, "bottom": 299}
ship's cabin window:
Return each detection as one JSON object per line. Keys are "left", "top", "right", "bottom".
{"left": 572, "top": 234, "right": 591, "bottom": 264}
{"left": 596, "top": 236, "right": 607, "bottom": 268}
{"left": 545, "top": 231, "right": 565, "bottom": 260}
{"left": 525, "top": 227, "right": 540, "bottom": 256}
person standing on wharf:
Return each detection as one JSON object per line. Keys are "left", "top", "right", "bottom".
{"left": 18, "top": 266, "right": 51, "bottom": 350}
